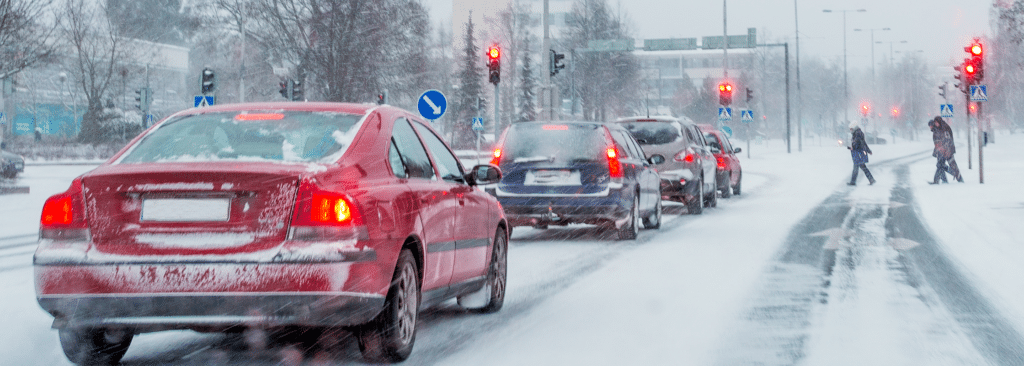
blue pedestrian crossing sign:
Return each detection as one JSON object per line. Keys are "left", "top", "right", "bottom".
{"left": 718, "top": 107, "right": 732, "bottom": 122}
{"left": 970, "top": 85, "right": 988, "bottom": 102}
{"left": 940, "top": 104, "right": 954, "bottom": 118}
{"left": 418, "top": 90, "right": 447, "bottom": 120}
{"left": 472, "top": 117, "right": 484, "bottom": 131}
{"left": 194, "top": 95, "right": 215, "bottom": 107}
{"left": 740, "top": 109, "right": 754, "bottom": 123}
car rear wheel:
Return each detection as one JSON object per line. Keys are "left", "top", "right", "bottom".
{"left": 704, "top": 180, "right": 718, "bottom": 208}
{"left": 642, "top": 198, "right": 662, "bottom": 229}
{"left": 458, "top": 227, "right": 507, "bottom": 313}
{"left": 720, "top": 173, "right": 732, "bottom": 198}
{"left": 687, "top": 177, "right": 704, "bottom": 215}
{"left": 617, "top": 194, "right": 640, "bottom": 240}
{"left": 59, "top": 327, "right": 133, "bottom": 365}
{"left": 358, "top": 249, "right": 419, "bottom": 363}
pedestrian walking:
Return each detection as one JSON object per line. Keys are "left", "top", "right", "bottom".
{"left": 928, "top": 116, "right": 963, "bottom": 184}
{"left": 847, "top": 120, "right": 875, "bottom": 186}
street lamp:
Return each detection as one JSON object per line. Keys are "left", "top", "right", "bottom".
{"left": 823, "top": 8, "right": 866, "bottom": 132}
{"left": 853, "top": 27, "right": 890, "bottom": 82}
{"left": 877, "top": 40, "right": 908, "bottom": 66}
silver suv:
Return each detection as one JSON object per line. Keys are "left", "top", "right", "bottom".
{"left": 614, "top": 116, "right": 717, "bottom": 214}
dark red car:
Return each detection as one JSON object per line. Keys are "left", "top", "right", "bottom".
{"left": 697, "top": 124, "right": 742, "bottom": 197}
{"left": 34, "top": 102, "right": 507, "bottom": 364}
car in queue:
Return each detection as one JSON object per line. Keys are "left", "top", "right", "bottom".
{"left": 488, "top": 121, "right": 662, "bottom": 240}
{"left": 34, "top": 102, "right": 508, "bottom": 365}
{"left": 614, "top": 116, "right": 718, "bottom": 214}
{"left": 1, "top": 144, "right": 25, "bottom": 179}
{"left": 697, "top": 124, "right": 743, "bottom": 197}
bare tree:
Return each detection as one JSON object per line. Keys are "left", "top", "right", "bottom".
{"left": 57, "top": 0, "right": 140, "bottom": 143}
{"left": 0, "top": 0, "right": 55, "bottom": 80}
{"left": 563, "top": 0, "right": 641, "bottom": 121}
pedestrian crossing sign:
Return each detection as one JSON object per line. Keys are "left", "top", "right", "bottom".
{"left": 740, "top": 110, "right": 754, "bottom": 123}
{"left": 471, "top": 117, "right": 484, "bottom": 131}
{"left": 940, "top": 104, "right": 953, "bottom": 118}
{"left": 718, "top": 107, "right": 732, "bottom": 122}
{"left": 970, "top": 85, "right": 988, "bottom": 102}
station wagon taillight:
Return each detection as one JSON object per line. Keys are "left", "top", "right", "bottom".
{"left": 40, "top": 177, "right": 90, "bottom": 241}
{"left": 606, "top": 147, "right": 623, "bottom": 179}
{"left": 491, "top": 148, "right": 502, "bottom": 166}
{"left": 289, "top": 178, "right": 365, "bottom": 241}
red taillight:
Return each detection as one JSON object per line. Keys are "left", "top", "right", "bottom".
{"left": 717, "top": 157, "right": 726, "bottom": 170}
{"left": 674, "top": 148, "right": 696, "bottom": 163}
{"left": 41, "top": 178, "right": 86, "bottom": 228}
{"left": 606, "top": 147, "right": 623, "bottom": 179}
{"left": 542, "top": 124, "right": 569, "bottom": 130}
{"left": 290, "top": 179, "right": 364, "bottom": 241}
{"left": 235, "top": 113, "right": 285, "bottom": 121}
{"left": 40, "top": 178, "right": 90, "bottom": 241}
{"left": 490, "top": 148, "right": 502, "bottom": 166}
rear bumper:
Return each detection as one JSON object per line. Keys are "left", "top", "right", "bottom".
{"left": 37, "top": 291, "right": 384, "bottom": 332}
{"left": 658, "top": 176, "right": 700, "bottom": 202}
{"left": 497, "top": 189, "right": 630, "bottom": 227}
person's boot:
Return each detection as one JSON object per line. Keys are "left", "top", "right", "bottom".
{"left": 869, "top": 178, "right": 876, "bottom": 185}
{"left": 847, "top": 182, "right": 856, "bottom": 186}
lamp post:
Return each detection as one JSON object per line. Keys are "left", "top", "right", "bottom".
{"left": 853, "top": 27, "right": 890, "bottom": 83}
{"left": 823, "top": 8, "right": 866, "bottom": 135}
{"left": 877, "top": 40, "right": 908, "bottom": 66}
{"left": 795, "top": 0, "right": 802, "bottom": 151}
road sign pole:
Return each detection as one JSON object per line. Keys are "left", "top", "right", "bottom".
{"left": 966, "top": 92, "right": 972, "bottom": 169}
{"left": 494, "top": 82, "right": 500, "bottom": 146}
{"left": 978, "top": 101, "right": 984, "bottom": 184}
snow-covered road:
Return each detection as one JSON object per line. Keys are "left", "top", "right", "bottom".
{"left": 3, "top": 133, "right": 1024, "bottom": 365}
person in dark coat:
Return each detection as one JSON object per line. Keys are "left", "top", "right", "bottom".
{"left": 928, "top": 116, "right": 963, "bottom": 183}
{"left": 847, "top": 120, "right": 875, "bottom": 185}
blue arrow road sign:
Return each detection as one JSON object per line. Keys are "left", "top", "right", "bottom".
{"left": 472, "top": 117, "right": 484, "bottom": 131}
{"left": 194, "top": 95, "right": 215, "bottom": 107}
{"left": 418, "top": 90, "right": 447, "bottom": 120}
{"left": 970, "top": 85, "right": 988, "bottom": 102}
{"left": 720, "top": 126, "right": 733, "bottom": 138}
{"left": 718, "top": 107, "right": 732, "bottom": 122}
{"left": 940, "top": 104, "right": 954, "bottom": 118}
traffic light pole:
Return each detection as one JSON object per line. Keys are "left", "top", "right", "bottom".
{"left": 966, "top": 91, "right": 972, "bottom": 169}
{"left": 978, "top": 101, "right": 984, "bottom": 184}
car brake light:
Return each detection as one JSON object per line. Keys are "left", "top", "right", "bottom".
{"left": 289, "top": 179, "right": 365, "bottom": 241}
{"left": 607, "top": 147, "right": 623, "bottom": 178}
{"left": 491, "top": 148, "right": 502, "bottom": 166}
{"left": 235, "top": 113, "right": 285, "bottom": 121}
{"left": 674, "top": 148, "right": 696, "bottom": 163}
{"left": 717, "top": 157, "right": 726, "bottom": 170}
{"left": 40, "top": 177, "right": 90, "bottom": 241}
{"left": 542, "top": 125, "right": 569, "bottom": 130}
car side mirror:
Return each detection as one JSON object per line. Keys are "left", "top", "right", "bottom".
{"left": 467, "top": 164, "right": 502, "bottom": 186}
{"left": 647, "top": 154, "right": 665, "bottom": 165}
{"left": 733, "top": 147, "right": 741, "bottom": 153}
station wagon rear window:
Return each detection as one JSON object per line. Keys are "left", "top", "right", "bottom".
{"left": 502, "top": 124, "right": 606, "bottom": 164}
{"left": 118, "top": 111, "right": 364, "bottom": 164}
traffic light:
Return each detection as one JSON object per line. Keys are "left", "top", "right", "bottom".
{"left": 200, "top": 68, "right": 215, "bottom": 94}
{"left": 891, "top": 107, "right": 900, "bottom": 118}
{"left": 860, "top": 103, "right": 870, "bottom": 117}
{"left": 291, "top": 80, "right": 303, "bottom": 101}
{"left": 134, "top": 88, "right": 150, "bottom": 110}
{"left": 377, "top": 91, "right": 387, "bottom": 105}
{"left": 718, "top": 82, "right": 733, "bottom": 106}
{"left": 938, "top": 83, "right": 948, "bottom": 99}
{"left": 966, "top": 39, "right": 983, "bottom": 82}
{"left": 745, "top": 88, "right": 753, "bottom": 103}
{"left": 550, "top": 50, "right": 566, "bottom": 77}
{"left": 279, "top": 80, "right": 291, "bottom": 100}
{"left": 964, "top": 58, "right": 978, "bottom": 85}
{"left": 487, "top": 45, "right": 501, "bottom": 85}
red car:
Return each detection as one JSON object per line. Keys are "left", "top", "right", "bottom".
{"left": 697, "top": 124, "right": 742, "bottom": 197}
{"left": 35, "top": 102, "right": 507, "bottom": 364}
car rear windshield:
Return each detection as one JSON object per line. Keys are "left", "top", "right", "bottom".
{"left": 502, "top": 124, "right": 607, "bottom": 164}
{"left": 118, "top": 111, "right": 365, "bottom": 164}
{"left": 619, "top": 121, "right": 681, "bottom": 145}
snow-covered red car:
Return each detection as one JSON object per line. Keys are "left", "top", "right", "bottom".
{"left": 34, "top": 102, "right": 508, "bottom": 364}
{"left": 697, "top": 124, "right": 742, "bottom": 197}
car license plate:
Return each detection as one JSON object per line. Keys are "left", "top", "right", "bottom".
{"left": 141, "top": 198, "right": 231, "bottom": 222}
{"left": 525, "top": 170, "right": 581, "bottom": 185}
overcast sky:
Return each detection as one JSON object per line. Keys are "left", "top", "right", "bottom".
{"left": 421, "top": 0, "right": 993, "bottom": 75}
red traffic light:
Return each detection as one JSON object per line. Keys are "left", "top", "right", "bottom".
{"left": 965, "top": 63, "right": 976, "bottom": 74}
{"left": 860, "top": 103, "right": 870, "bottom": 116}
{"left": 967, "top": 43, "right": 982, "bottom": 56}
{"left": 488, "top": 46, "right": 500, "bottom": 60}
{"left": 718, "top": 83, "right": 733, "bottom": 92}
{"left": 891, "top": 107, "right": 900, "bottom": 117}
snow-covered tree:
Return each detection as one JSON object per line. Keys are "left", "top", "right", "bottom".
{"left": 517, "top": 35, "right": 537, "bottom": 122}
{"left": 563, "top": 0, "right": 642, "bottom": 121}
{"left": 0, "top": 0, "right": 55, "bottom": 80}
{"left": 451, "top": 15, "right": 485, "bottom": 149}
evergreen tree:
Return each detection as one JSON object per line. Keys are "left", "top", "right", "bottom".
{"left": 517, "top": 35, "right": 537, "bottom": 122}
{"left": 452, "top": 15, "right": 485, "bottom": 149}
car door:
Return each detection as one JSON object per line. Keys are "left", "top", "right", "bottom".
{"left": 390, "top": 117, "right": 454, "bottom": 298}
{"left": 411, "top": 121, "right": 491, "bottom": 288}
{"left": 689, "top": 126, "right": 717, "bottom": 191}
